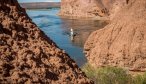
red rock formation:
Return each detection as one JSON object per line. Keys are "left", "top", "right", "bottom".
{"left": 0, "top": 0, "right": 92, "bottom": 83}
{"left": 84, "top": 0, "right": 146, "bottom": 72}
{"left": 59, "top": 0, "right": 126, "bottom": 19}
{"left": 59, "top": 0, "right": 111, "bottom": 18}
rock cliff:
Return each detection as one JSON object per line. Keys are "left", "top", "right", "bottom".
{"left": 59, "top": 0, "right": 126, "bottom": 19}
{"left": 0, "top": 0, "right": 92, "bottom": 83}
{"left": 84, "top": 0, "right": 146, "bottom": 72}
{"left": 59, "top": 0, "right": 110, "bottom": 18}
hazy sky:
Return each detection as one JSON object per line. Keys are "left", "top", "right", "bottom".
{"left": 18, "top": 0, "right": 60, "bottom": 3}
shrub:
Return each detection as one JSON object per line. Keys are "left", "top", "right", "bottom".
{"left": 133, "top": 73, "right": 146, "bottom": 84}
{"left": 82, "top": 63, "right": 146, "bottom": 84}
{"left": 82, "top": 63, "right": 96, "bottom": 81}
{"left": 95, "top": 67, "right": 132, "bottom": 84}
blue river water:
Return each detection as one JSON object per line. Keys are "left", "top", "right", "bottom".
{"left": 26, "top": 8, "right": 108, "bottom": 67}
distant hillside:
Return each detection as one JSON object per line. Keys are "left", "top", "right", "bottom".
{"left": 20, "top": 2, "right": 60, "bottom": 9}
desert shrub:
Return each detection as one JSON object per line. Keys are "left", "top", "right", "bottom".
{"left": 133, "top": 73, "right": 146, "bottom": 84}
{"left": 82, "top": 63, "right": 133, "bottom": 84}
{"left": 82, "top": 63, "right": 96, "bottom": 81}
{"left": 95, "top": 66, "right": 132, "bottom": 84}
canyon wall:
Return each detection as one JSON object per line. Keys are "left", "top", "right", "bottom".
{"left": 59, "top": 0, "right": 126, "bottom": 19}
{"left": 0, "top": 0, "right": 92, "bottom": 83}
{"left": 84, "top": 0, "right": 146, "bottom": 72}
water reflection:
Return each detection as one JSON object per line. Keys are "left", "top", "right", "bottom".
{"left": 60, "top": 19, "right": 108, "bottom": 47}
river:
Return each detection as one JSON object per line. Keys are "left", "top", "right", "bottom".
{"left": 26, "top": 8, "right": 108, "bottom": 67}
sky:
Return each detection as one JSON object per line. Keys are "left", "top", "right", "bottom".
{"left": 18, "top": 0, "right": 60, "bottom": 3}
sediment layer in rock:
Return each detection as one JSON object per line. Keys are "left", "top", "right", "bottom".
{"left": 84, "top": 0, "right": 146, "bottom": 72}
{"left": 0, "top": 0, "right": 92, "bottom": 83}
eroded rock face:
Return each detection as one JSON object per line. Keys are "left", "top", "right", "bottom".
{"left": 0, "top": 0, "right": 92, "bottom": 83}
{"left": 59, "top": 0, "right": 112, "bottom": 18}
{"left": 84, "top": 0, "right": 146, "bottom": 72}
{"left": 59, "top": 0, "right": 126, "bottom": 19}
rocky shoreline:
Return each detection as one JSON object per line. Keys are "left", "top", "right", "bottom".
{"left": 59, "top": 0, "right": 146, "bottom": 74}
{"left": 0, "top": 0, "right": 92, "bottom": 83}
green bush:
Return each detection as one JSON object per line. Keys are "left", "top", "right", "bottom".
{"left": 133, "top": 73, "right": 146, "bottom": 84}
{"left": 82, "top": 63, "right": 146, "bottom": 84}
{"left": 95, "top": 67, "right": 132, "bottom": 84}
{"left": 82, "top": 63, "right": 96, "bottom": 80}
